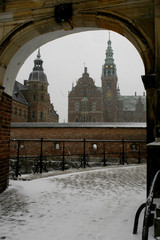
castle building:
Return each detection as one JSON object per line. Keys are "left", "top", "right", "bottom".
{"left": 68, "top": 36, "right": 146, "bottom": 123}
{"left": 68, "top": 67, "right": 103, "bottom": 122}
{"left": 11, "top": 49, "right": 59, "bottom": 123}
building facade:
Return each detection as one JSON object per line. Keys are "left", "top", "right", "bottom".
{"left": 11, "top": 50, "right": 59, "bottom": 123}
{"left": 68, "top": 36, "right": 146, "bottom": 123}
{"left": 68, "top": 67, "right": 103, "bottom": 122}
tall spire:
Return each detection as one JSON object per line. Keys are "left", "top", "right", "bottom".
{"left": 28, "top": 48, "right": 48, "bottom": 84}
{"left": 37, "top": 48, "right": 41, "bottom": 58}
{"left": 109, "top": 31, "right": 110, "bottom": 41}
{"left": 101, "top": 32, "right": 117, "bottom": 78}
{"left": 33, "top": 48, "right": 43, "bottom": 71}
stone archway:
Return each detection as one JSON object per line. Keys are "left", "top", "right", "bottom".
{"left": 0, "top": 0, "right": 159, "bottom": 193}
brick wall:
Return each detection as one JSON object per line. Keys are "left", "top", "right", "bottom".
{"left": 11, "top": 100, "right": 29, "bottom": 122}
{"left": 0, "top": 90, "right": 12, "bottom": 193}
{"left": 10, "top": 123, "right": 146, "bottom": 161}
{"left": 10, "top": 123, "right": 146, "bottom": 140}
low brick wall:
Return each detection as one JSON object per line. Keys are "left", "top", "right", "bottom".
{"left": 10, "top": 122, "right": 146, "bottom": 140}
{"left": 10, "top": 122, "right": 146, "bottom": 167}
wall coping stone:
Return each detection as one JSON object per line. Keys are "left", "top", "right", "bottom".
{"left": 11, "top": 122, "right": 146, "bottom": 129}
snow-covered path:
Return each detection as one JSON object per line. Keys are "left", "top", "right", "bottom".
{"left": 0, "top": 165, "right": 152, "bottom": 240}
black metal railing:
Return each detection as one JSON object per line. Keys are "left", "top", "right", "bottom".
{"left": 10, "top": 138, "right": 146, "bottom": 177}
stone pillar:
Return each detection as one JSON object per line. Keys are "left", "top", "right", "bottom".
{"left": 147, "top": 142, "right": 160, "bottom": 197}
{"left": 142, "top": 74, "right": 157, "bottom": 143}
{"left": 0, "top": 86, "right": 12, "bottom": 193}
{"left": 142, "top": 74, "right": 160, "bottom": 195}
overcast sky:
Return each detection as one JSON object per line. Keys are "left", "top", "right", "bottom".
{"left": 16, "top": 30, "right": 145, "bottom": 122}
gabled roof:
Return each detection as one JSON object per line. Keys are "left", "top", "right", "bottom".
{"left": 12, "top": 81, "right": 29, "bottom": 106}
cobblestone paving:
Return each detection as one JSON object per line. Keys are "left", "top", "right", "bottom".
{"left": 0, "top": 165, "right": 147, "bottom": 240}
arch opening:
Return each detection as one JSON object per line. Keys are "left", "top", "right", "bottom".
{"left": 15, "top": 30, "right": 145, "bottom": 122}
{"left": 0, "top": 10, "right": 153, "bottom": 98}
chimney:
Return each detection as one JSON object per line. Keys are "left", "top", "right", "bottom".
{"left": 24, "top": 80, "right": 28, "bottom": 86}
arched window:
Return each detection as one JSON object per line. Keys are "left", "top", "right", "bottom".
{"left": 92, "top": 143, "right": 98, "bottom": 150}
{"left": 55, "top": 142, "right": 60, "bottom": 150}
{"left": 130, "top": 143, "right": 138, "bottom": 151}
{"left": 81, "top": 98, "right": 89, "bottom": 112}
{"left": 75, "top": 117, "right": 79, "bottom": 122}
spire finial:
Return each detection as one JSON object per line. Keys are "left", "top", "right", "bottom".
{"left": 109, "top": 31, "right": 110, "bottom": 40}
{"left": 37, "top": 48, "right": 41, "bottom": 58}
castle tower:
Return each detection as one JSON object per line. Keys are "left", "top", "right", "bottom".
{"left": 24, "top": 49, "right": 58, "bottom": 122}
{"left": 101, "top": 33, "right": 119, "bottom": 122}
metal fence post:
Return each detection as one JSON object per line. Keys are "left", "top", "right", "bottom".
{"left": 15, "top": 140, "right": 20, "bottom": 177}
{"left": 83, "top": 138, "right": 86, "bottom": 168}
{"left": 40, "top": 138, "right": 43, "bottom": 173}
{"left": 122, "top": 139, "right": 125, "bottom": 165}
{"left": 138, "top": 143, "right": 141, "bottom": 164}
{"left": 103, "top": 142, "right": 106, "bottom": 166}
{"left": 62, "top": 141, "right": 65, "bottom": 171}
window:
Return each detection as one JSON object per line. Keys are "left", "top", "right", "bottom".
{"left": 81, "top": 114, "right": 88, "bottom": 122}
{"left": 81, "top": 101, "right": 89, "bottom": 112}
{"left": 75, "top": 102, "right": 79, "bottom": 112}
{"left": 75, "top": 117, "right": 79, "bottom": 122}
{"left": 33, "top": 84, "right": 36, "bottom": 89}
{"left": 40, "top": 112, "right": 43, "bottom": 120}
{"left": 55, "top": 142, "right": 60, "bottom": 150}
{"left": 92, "top": 118, "right": 96, "bottom": 122}
{"left": 32, "top": 111, "right": 35, "bottom": 119}
{"left": 41, "top": 95, "right": 43, "bottom": 101}
{"left": 33, "top": 95, "right": 36, "bottom": 100}
{"left": 19, "top": 108, "right": 21, "bottom": 117}
{"left": 24, "top": 110, "right": 26, "bottom": 118}
{"left": 92, "top": 143, "right": 98, "bottom": 150}
{"left": 41, "top": 85, "right": 44, "bottom": 91}
{"left": 107, "top": 83, "right": 112, "bottom": 89}
{"left": 92, "top": 102, "right": 96, "bottom": 111}
{"left": 130, "top": 144, "right": 138, "bottom": 151}
{"left": 14, "top": 107, "right": 17, "bottom": 116}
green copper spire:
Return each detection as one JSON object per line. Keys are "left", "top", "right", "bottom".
{"left": 102, "top": 32, "right": 117, "bottom": 78}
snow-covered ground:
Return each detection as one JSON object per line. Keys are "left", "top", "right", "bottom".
{"left": 0, "top": 164, "right": 155, "bottom": 240}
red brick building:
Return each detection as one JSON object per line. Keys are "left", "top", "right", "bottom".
{"left": 68, "top": 36, "right": 146, "bottom": 123}
{"left": 68, "top": 67, "right": 103, "bottom": 122}
{"left": 11, "top": 49, "right": 59, "bottom": 123}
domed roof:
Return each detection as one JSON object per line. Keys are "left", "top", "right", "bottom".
{"left": 28, "top": 71, "right": 48, "bottom": 83}
{"left": 28, "top": 49, "right": 48, "bottom": 84}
